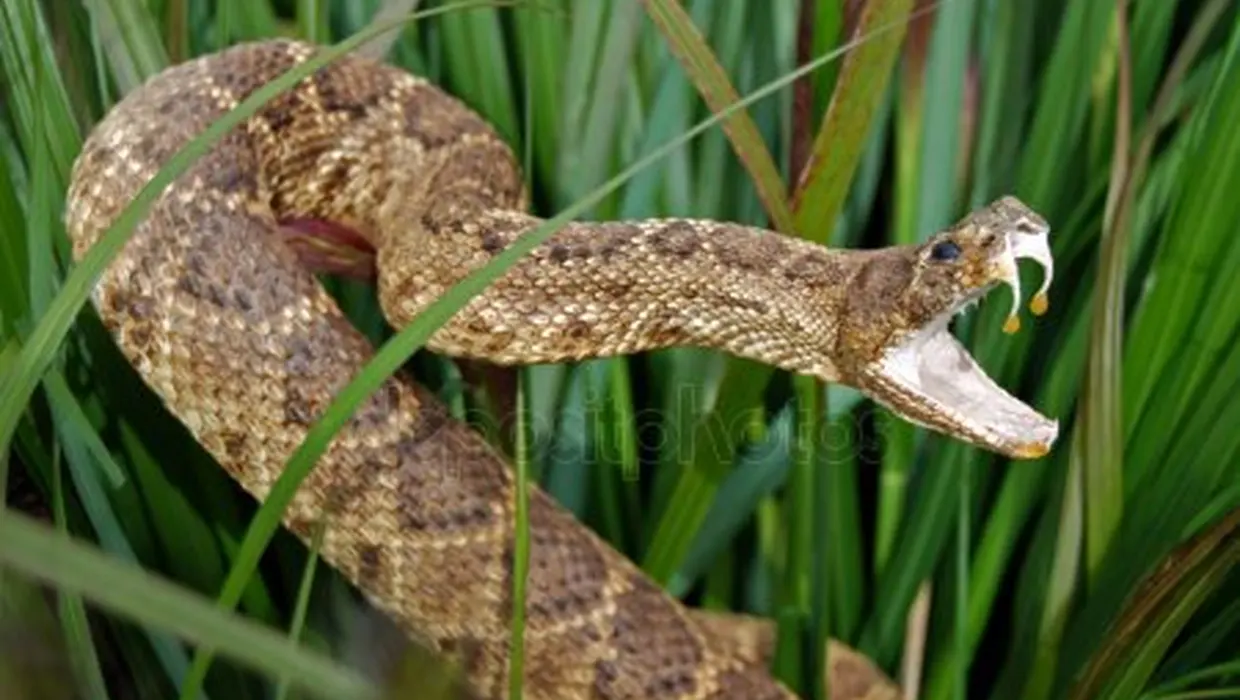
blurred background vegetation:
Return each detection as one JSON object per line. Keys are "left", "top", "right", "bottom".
{"left": 2, "top": 0, "right": 1240, "bottom": 699}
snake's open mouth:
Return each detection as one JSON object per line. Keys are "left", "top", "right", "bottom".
{"left": 866, "top": 223, "right": 1059, "bottom": 459}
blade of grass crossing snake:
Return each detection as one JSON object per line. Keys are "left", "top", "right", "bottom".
{"left": 0, "top": 511, "right": 377, "bottom": 700}
{"left": 175, "top": 10, "right": 883, "bottom": 697}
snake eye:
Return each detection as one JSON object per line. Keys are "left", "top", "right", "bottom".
{"left": 930, "top": 240, "right": 962, "bottom": 262}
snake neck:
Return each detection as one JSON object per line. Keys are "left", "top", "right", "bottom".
{"left": 375, "top": 202, "right": 862, "bottom": 383}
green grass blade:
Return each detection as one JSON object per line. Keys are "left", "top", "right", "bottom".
{"left": 42, "top": 369, "right": 126, "bottom": 488}
{"left": 560, "top": 0, "right": 643, "bottom": 212}
{"left": 183, "top": 11, "right": 870, "bottom": 694}
{"left": 858, "top": 453, "right": 964, "bottom": 667}
{"left": 1124, "top": 8, "right": 1240, "bottom": 461}
{"left": 507, "top": 377, "right": 532, "bottom": 700}
{"left": 84, "top": 0, "right": 169, "bottom": 91}
{"left": 1015, "top": 0, "right": 1115, "bottom": 207}
{"left": 821, "top": 387, "right": 866, "bottom": 641}
{"left": 273, "top": 521, "right": 324, "bottom": 700}
{"left": 640, "top": 0, "right": 795, "bottom": 232}
{"left": 666, "top": 406, "right": 793, "bottom": 598}
{"left": 582, "top": 359, "right": 639, "bottom": 549}
{"left": 0, "top": 2, "right": 491, "bottom": 479}
{"left": 0, "top": 129, "right": 30, "bottom": 335}
{"left": 538, "top": 365, "right": 591, "bottom": 513}
{"left": 1080, "top": 1, "right": 1132, "bottom": 584}
{"left": 26, "top": 45, "right": 63, "bottom": 320}
{"left": 891, "top": 2, "right": 931, "bottom": 242}
{"left": 162, "top": 0, "right": 190, "bottom": 62}
{"left": 512, "top": 1, "right": 566, "bottom": 188}
{"left": 640, "top": 1, "right": 927, "bottom": 589}
{"left": 0, "top": 510, "right": 376, "bottom": 700}
{"left": 966, "top": 0, "right": 1035, "bottom": 206}
{"left": 773, "top": 375, "right": 824, "bottom": 694}
{"left": 808, "top": 0, "right": 843, "bottom": 117}
{"left": 297, "top": 0, "right": 329, "bottom": 43}
{"left": 685, "top": 2, "right": 747, "bottom": 221}
{"left": 1021, "top": 435, "right": 1085, "bottom": 700}
{"left": 10, "top": 6, "right": 1239, "bottom": 700}
{"left": 640, "top": 358, "right": 772, "bottom": 583}
{"left": 1151, "top": 659, "right": 1240, "bottom": 697}
{"left": 914, "top": 0, "right": 975, "bottom": 235}
{"left": 358, "top": 0, "right": 423, "bottom": 60}
{"left": 437, "top": 4, "right": 519, "bottom": 148}
{"left": 0, "top": 0, "right": 85, "bottom": 182}
{"left": 215, "top": 0, "right": 281, "bottom": 44}
{"left": 880, "top": 4, "right": 978, "bottom": 664}
{"left": 923, "top": 304, "right": 1092, "bottom": 700}
{"left": 790, "top": 0, "right": 920, "bottom": 242}
{"left": 1068, "top": 510, "right": 1240, "bottom": 700}
{"left": 54, "top": 387, "right": 204, "bottom": 691}
{"left": 51, "top": 447, "right": 113, "bottom": 700}
{"left": 0, "top": 563, "right": 79, "bottom": 699}
{"left": 553, "top": 0, "right": 606, "bottom": 206}
{"left": 1128, "top": 0, "right": 1178, "bottom": 117}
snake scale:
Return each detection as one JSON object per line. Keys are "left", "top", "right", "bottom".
{"left": 65, "top": 39, "right": 1058, "bottom": 699}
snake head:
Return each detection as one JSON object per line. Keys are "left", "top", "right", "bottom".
{"left": 839, "top": 196, "right": 1058, "bottom": 459}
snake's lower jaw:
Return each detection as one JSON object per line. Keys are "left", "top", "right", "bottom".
{"left": 861, "top": 315, "right": 1059, "bottom": 460}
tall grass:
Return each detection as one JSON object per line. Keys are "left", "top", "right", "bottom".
{"left": 2, "top": 1, "right": 1239, "bottom": 700}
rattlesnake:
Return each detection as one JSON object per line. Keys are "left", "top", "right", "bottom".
{"left": 65, "top": 39, "right": 1057, "bottom": 699}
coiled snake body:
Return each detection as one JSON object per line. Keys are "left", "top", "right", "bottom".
{"left": 66, "top": 40, "right": 1057, "bottom": 699}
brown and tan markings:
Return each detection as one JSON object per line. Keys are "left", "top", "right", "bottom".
{"left": 66, "top": 38, "right": 1057, "bottom": 699}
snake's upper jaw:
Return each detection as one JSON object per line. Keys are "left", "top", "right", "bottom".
{"left": 863, "top": 216, "right": 1059, "bottom": 460}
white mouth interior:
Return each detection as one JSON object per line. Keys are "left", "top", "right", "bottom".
{"left": 878, "top": 296, "right": 1058, "bottom": 452}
